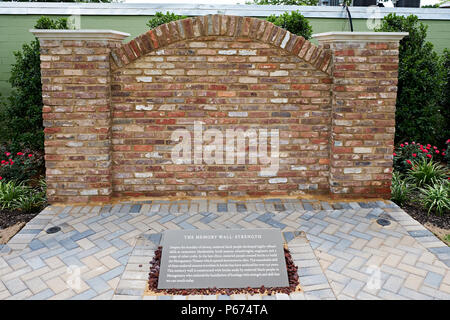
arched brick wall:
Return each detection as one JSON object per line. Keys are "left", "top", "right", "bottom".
{"left": 109, "top": 15, "right": 332, "bottom": 198}
{"left": 33, "top": 15, "right": 406, "bottom": 204}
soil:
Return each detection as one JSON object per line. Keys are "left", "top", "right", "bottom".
{"left": 146, "top": 246, "right": 300, "bottom": 296}
{"left": 402, "top": 202, "right": 450, "bottom": 230}
{"left": 401, "top": 201, "right": 450, "bottom": 246}
{"left": 0, "top": 210, "right": 39, "bottom": 244}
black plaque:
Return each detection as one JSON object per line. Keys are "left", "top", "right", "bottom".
{"left": 158, "top": 229, "right": 289, "bottom": 289}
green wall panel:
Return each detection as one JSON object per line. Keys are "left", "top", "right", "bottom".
{"left": 0, "top": 14, "right": 449, "bottom": 97}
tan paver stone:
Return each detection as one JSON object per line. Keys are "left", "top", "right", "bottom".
{"left": 0, "top": 291, "right": 11, "bottom": 299}
{"left": 49, "top": 289, "right": 77, "bottom": 300}
{"left": 24, "top": 277, "right": 48, "bottom": 294}
{"left": 383, "top": 254, "right": 403, "bottom": 268}
{"left": 47, "top": 276, "right": 69, "bottom": 294}
{"left": 439, "top": 283, "right": 450, "bottom": 294}
{"left": 94, "top": 247, "right": 117, "bottom": 259}
{"left": 20, "top": 266, "right": 51, "bottom": 281}
{"left": 401, "top": 253, "right": 419, "bottom": 266}
{"left": 107, "top": 277, "right": 120, "bottom": 290}
{"left": 7, "top": 289, "right": 32, "bottom": 300}
{"left": 41, "top": 266, "right": 69, "bottom": 282}
{"left": 397, "top": 263, "right": 427, "bottom": 277}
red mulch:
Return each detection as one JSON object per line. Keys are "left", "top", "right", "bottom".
{"left": 147, "top": 246, "right": 300, "bottom": 296}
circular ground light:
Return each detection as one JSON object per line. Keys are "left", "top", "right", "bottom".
{"left": 376, "top": 218, "right": 391, "bottom": 227}
{"left": 46, "top": 226, "right": 61, "bottom": 234}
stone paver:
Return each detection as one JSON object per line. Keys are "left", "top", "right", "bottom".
{"left": 0, "top": 199, "right": 448, "bottom": 300}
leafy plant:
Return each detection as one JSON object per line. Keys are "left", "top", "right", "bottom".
{"left": 0, "top": 180, "right": 29, "bottom": 210}
{"left": 34, "top": 16, "right": 68, "bottom": 30}
{"left": 375, "top": 14, "right": 447, "bottom": 147}
{"left": 266, "top": 10, "right": 313, "bottom": 40}
{"left": 147, "top": 12, "right": 187, "bottom": 30}
{"left": 0, "top": 148, "right": 44, "bottom": 183}
{"left": 391, "top": 171, "right": 415, "bottom": 206}
{"left": 393, "top": 140, "right": 448, "bottom": 174}
{"left": 407, "top": 159, "right": 448, "bottom": 187}
{"left": 419, "top": 180, "right": 450, "bottom": 216}
{"left": 14, "top": 191, "right": 46, "bottom": 213}
{"left": 0, "top": 179, "right": 46, "bottom": 213}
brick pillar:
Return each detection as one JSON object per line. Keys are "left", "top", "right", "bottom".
{"left": 313, "top": 32, "right": 407, "bottom": 199}
{"left": 31, "top": 30, "right": 129, "bottom": 204}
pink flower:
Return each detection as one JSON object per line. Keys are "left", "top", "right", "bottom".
{"left": 412, "top": 153, "right": 417, "bottom": 157}
{"left": 393, "top": 152, "right": 397, "bottom": 156}
{"left": 406, "top": 160, "right": 412, "bottom": 165}
{"left": 436, "top": 150, "right": 440, "bottom": 154}
{"left": 5, "top": 152, "right": 10, "bottom": 156}
{"left": 405, "top": 142, "right": 409, "bottom": 145}
{"left": 400, "top": 144, "right": 404, "bottom": 147}
{"left": 28, "top": 154, "right": 33, "bottom": 158}
{"left": 446, "top": 139, "right": 450, "bottom": 144}
{"left": 412, "top": 141, "right": 415, "bottom": 144}
{"left": 17, "top": 152, "right": 24, "bottom": 156}
{"left": 426, "top": 154, "right": 432, "bottom": 159}
{"left": 0, "top": 177, "right": 3, "bottom": 180}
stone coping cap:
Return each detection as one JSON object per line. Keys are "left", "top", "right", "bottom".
{"left": 30, "top": 29, "right": 130, "bottom": 41}
{"left": 313, "top": 31, "right": 409, "bottom": 42}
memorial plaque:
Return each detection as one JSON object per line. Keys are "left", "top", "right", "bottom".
{"left": 158, "top": 229, "right": 289, "bottom": 289}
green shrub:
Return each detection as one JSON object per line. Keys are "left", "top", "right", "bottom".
{"left": 147, "top": 12, "right": 187, "bottom": 29}
{"left": 0, "top": 148, "right": 44, "bottom": 183}
{"left": 0, "top": 16, "right": 68, "bottom": 153}
{"left": 266, "top": 10, "right": 313, "bottom": 40}
{"left": 407, "top": 159, "right": 448, "bottom": 187}
{"left": 391, "top": 172, "right": 414, "bottom": 206}
{"left": 393, "top": 140, "right": 448, "bottom": 174}
{"left": 34, "top": 16, "right": 68, "bottom": 30}
{"left": 419, "top": 180, "right": 450, "bottom": 215}
{"left": 375, "top": 14, "right": 447, "bottom": 147}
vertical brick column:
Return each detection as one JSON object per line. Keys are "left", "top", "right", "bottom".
{"left": 314, "top": 32, "right": 407, "bottom": 199}
{"left": 31, "top": 30, "right": 129, "bottom": 204}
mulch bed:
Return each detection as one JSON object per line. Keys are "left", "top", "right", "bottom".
{"left": 0, "top": 210, "right": 38, "bottom": 229}
{"left": 401, "top": 201, "right": 450, "bottom": 230}
{"left": 147, "top": 246, "right": 300, "bottom": 296}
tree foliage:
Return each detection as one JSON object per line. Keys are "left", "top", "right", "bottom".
{"left": 375, "top": 14, "right": 447, "bottom": 147}
{"left": 266, "top": 10, "right": 313, "bottom": 40}
{"left": 147, "top": 12, "right": 188, "bottom": 30}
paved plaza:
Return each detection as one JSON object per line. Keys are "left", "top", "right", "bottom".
{"left": 0, "top": 198, "right": 449, "bottom": 300}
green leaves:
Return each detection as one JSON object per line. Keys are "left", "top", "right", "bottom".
{"left": 0, "top": 179, "right": 46, "bottom": 213}
{"left": 375, "top": 14, "right": 447, "bottom": 147}
{"left": 419, "top": 180, "right": 450, "bottom": 216}
{"left": 407, "top": 159, "right": 448, "bottom": 187}
{"left": 34, "top": 16, "right": 68, "bottom": 30}
{"left": 266, "top": 10, "right": 312, "bottom": 40}
{"left": 391, "top": 172, "right": 415, "bottom": 206}
{"left": 147, "top": 12, "right": 187, "bottom": 30}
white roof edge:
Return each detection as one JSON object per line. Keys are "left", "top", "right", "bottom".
{"left": 30, "top": 29, "right": 130, "bottom": 41}
{"left": 1, "top": 3, "right": 450, "bottom": 21}
{"left": 313, "top": 31, "right": 409, "bottom": 42}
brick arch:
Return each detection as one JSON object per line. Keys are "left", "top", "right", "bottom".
{"left": 110, "top": 14, "right": 332, "bottom": 74}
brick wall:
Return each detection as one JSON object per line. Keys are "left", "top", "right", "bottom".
{"left": 33, "top": 16, "right": 406, "bottom": 204}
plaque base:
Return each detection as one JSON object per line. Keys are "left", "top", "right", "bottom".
{"left": 146, "top": 245, "right": 301, "bottom": 296}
